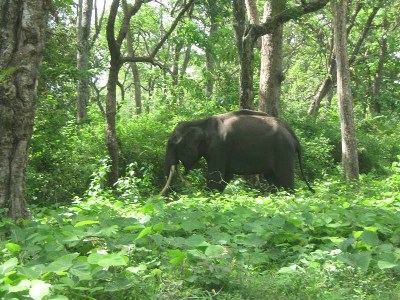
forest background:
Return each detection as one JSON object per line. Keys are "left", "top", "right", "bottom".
{"left": 1, "top": 0, "right": 400, "bottom": 299}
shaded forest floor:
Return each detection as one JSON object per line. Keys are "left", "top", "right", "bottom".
{"left": 2, "top": 166, "right": 400, "bottom": 299}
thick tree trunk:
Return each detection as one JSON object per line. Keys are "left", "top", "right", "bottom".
{"left": 258, "top": 0, "right": 285, "bottom": 117}
{"left": 233, "top": 0, "right": 329, "bottom": 110}
{"left": 76, "top": 0, "right": 93, "bottom": 124}
{"left": 0, "top": 0, "right": 48, "bottom": 219}
{"left": 333, "top": 0, "right": 359, "bottom": 181}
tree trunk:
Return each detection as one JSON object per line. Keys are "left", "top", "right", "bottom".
{"left": 76, "top": 0, "right": 93, "bottom": 124}
{"left": 308, "top": 4, "right": 379, "bottom": 118}
{"left": 126, "top": 25, "right": 142, "bottom": 114}
{"left": 233, "top": 0, "right": 255, "bottom": 110}
{"left": 371, "top": 17, "right": 388, "bottom": 115}
{"left": 258, "top": 0, "right": 285, "bottom": 117}
{"left": 233, "top": 0, "right": 329, "bottom": 110}
{"left": 0, "top": 0, "right": 49, "bottom": 219}
{"left": 332, "top": 0, "right": 359, "bottom": 181}
{"left": 205, "top": 0, "right": 218, "bottom": 96}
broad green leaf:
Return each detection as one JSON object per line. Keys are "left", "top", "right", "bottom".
{"left": 74, "top": 220, "right": 99, "bottom": 227}
{"left": 278, "top": 265, "right": 298, "bottom": 274}
{"left": 127, "top": 264, "right": 147, "bottom": 274}
{"left": 105, "top": 277, "right": 133, "bottom": 292}
{"left": 44, "top": 253, "right": 79, "bottom": 273}
{"left": 185, "top": 235, "right": 209, "bottom": 247}
{"left": 166, "top": 249, "right": 187, "bottom": 264}
{"left": 338, "top": 251, "right": 372, "bottom": 272}
{"left": 69, "top": 261, "right": 92, "bottom": 281}
{"left": 17, "top": 265, "right": 43, "bottom": 279}
{"left": 360, "top": 230, "right": 380, "bottom": 246}
{"left": 87, "top": 253, "right": 128, "bottom": 267}
{"left": 49, "top": 296, "right": 69, "bottom": 300}
{"left": 123, "top": 224, "right": 145, "bottom": 231}
{"left": 205, "top": 245, "right": 226, "bottom": 258}
{"left": 181, "top": 220, "right": 204, "bottom": 232}
{"left": 135, "top": 226, "right": 152, "bottom": 240}
{"left": 0, "top": 257, "right": 18, "bottom": 274}
{"left": 6, "top": 242, "right": 21, "bottom": 253}
{"left": 29, "top": 280, "right": 51, "bottom": 300}
{"left": 8, "top": 279, "right": 31, "bottom": 293}
{"left": 377, "top": 260, "right": 399, "bottom": 269}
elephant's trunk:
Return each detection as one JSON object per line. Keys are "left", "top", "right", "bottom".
{"left": 160, "top": 165, "right": 176, "bottom": 195}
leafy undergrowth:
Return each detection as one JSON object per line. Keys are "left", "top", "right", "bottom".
{"left": 1, "top": 162, "right": 400, "bottom": 299}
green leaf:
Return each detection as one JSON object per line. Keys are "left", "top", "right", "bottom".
{"left": 185, "top": 235, "right": 209, "bottom": 247}
{"left": 69, "top": 261, "right": 92, "bottom": 281}
{"left": 5, "top": 242, "right": 22, "bottom": 253}
{"left": 127, "top": 264, "right": 147, "bottom": 274}
{"left": 8, "top": 279, "right": 31, "bottom": 293}
{"left": 205, "top": 245, "right": 226, "bottom": 258}
{"left": 44, "top": 253, "right": 79, "bottom": 273}
{"left": 377, "top": 260, "right": 399, "bottom": 270}
{"left": 123, "top": 224, "right": 145, "bottom": 231}
{"left": 338, "top": 251, "right": 372, "bottom": 272}
{"left": 360, "top": 230, "right": 380, "bottom": 246}
{"left": 29, "top": 280, "right": 52, "bottom": 300}
{"left": 74, "top": 220, "right": 99, "bottom": 227}
{"left": 49, "top": 296, "right": 69, "bottom": 300}
{"left": 166, "top": 249, "right": 187, "bottom": 264}
{"left": 0, "top": 257, "right": 18, "bottom": 275}
{"left": 135, "top": 226, "right": 152, "bottom": 240}
{"left": 278, "top": 265, "right": 298, "bottom": 274}
{"left": 87, "top": 253, "right": 128, "bottom": 267}
{"left": 181, "top": 220, "right": 204, "bottom": 232}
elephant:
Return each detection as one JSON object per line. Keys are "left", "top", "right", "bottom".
{"left": 161, "top": 110, "right": 314, "bottom": 194}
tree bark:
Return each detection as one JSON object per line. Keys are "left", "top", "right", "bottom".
{"left": 233, "top": 0, "right": 329, "bottom": 110}
{"left": 308, "top": 4, "right": 379, "bottom": 117}
{"left": 105, "top": 0, "right": 194, "bottom": 187}
{"left": 76, "top": 0, "right": 93, "bottom": 124}
{"left": 258, "top": 0, "right": 285, "bottom": 117}
{"left": 371, "top": 17, "right": 388, "bottom": 114}
{"left": 0, "top": 0, "right": 49, "bottom": 219}
{"left": 126, "top": 25, "right": 142, "bottom": 114}
{"left": 332, "top": 0, "right": 359, "bottom": 181}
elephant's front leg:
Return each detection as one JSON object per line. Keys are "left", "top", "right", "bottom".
{"left": 207, "top": 169, "right": 232, "bottom": 192}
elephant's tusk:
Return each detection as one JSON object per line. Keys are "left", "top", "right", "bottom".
{"left": 160, "top": 165, "right": 176, "bottom": 195}
{"left": 176, "top": 166, "right": 191, "bottom": 186}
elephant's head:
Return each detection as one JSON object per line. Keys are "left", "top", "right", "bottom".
{"left": 161, "top": 122, "right": 205, "bottom": 194}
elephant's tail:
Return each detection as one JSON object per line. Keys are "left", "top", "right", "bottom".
{"left": 296, "top": 147, "right": 315, "bottom": 193}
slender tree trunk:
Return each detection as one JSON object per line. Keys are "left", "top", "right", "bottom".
{"left": 308, "top": 4, "right": 379, "bottom": 118}
{"left": 371, "top": 17, "right": 388, "bottom": 114}
{"left": 76, "top": 0, "right": 93, "bottom": 124}
{"left": 258, "top": 0, "right": 285, "bottom": 117}
{"left": 0, "top": 0, "right": 49, "bottom": 219}
{"left": 205, "top": 0, "right": 218, "bottom": 96}
{"left": 126, "top": 26, "right": 142, "bottom": 114}
{"left": 332, "top": 0, "right": 359, "bottom": 181}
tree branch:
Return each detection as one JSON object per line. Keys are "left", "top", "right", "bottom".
{"left": 121, "top": 0, "right": 195, "bottom": 65}
{"left": 252, "top": 0, "right": 329, "bottom": 39}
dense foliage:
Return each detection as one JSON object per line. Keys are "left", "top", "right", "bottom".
{"left": 1, "top": 0, "right": 400, "bottom": 298}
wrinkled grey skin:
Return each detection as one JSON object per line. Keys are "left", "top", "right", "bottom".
{"left": 163, "top": 110, "right": 314, "bottom": 193}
